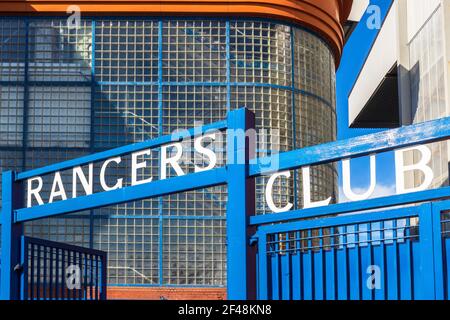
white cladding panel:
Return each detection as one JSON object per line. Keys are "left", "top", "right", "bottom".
{"left": 406, "top": 0, "right": 442, "bottom": 42}
{"left": 348, "top": 2, "right": 398, "bottom": 126}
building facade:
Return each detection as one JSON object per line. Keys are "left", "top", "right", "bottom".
{"left": 349, "top": 0, "right": 450, "bottom": 190}
{"left": 0, "top": 0, "right": 358, "bottom": 299}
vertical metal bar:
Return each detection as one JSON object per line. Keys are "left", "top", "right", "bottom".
{"left": 49, "top": 247, "right": 53, "bottom": 299}
{"left": 348, "top": 225, "right": 360, "bottom": 300}
{"left": 417, "top": 203, "right": 436, "bottom": 299}
{"left": 66, "top": 251, "right": 71, "bottom": 300}
{"left": 337, "top": 226, "right": 348, "bottom": 300}
{"left": 0, "top": 171, "right": 23, "bottom": 300}
{"left": 95, "top": 255, "right": 99, "bottom": 300}
{"left": 270, "top": 234, "right": 280, "bottom": 300}
{"left": 55, "top": 248, "right": 59, "bottom": 300}
{"left": 226, "top": 20, "right": 231, "bottom": 112}
{"left": 43, "top": 245, "right": 47, "bottom": 300}
{"left": 291, "top": 231, "right": 302, "bottom": 300}
{"left": 386, "top": 220, "right": 399, "bottom": 300}
{"left": 281, "top": 233, "right": 291, "bottom": 300}
{"left": 226, "top": 107, "right": 256, "bottom": 300}
{"left": 398, "top": 219, "right": 412, "bottom": 299}
{"left": 257, "top": 234, "right": 268, "bottom": 300}
{"left": 21, "top": 19, "right": 29, "bottom": 171}
{"left": 361, "top": 223, "right": 373, "bottom": 300}
{"left": 325, "top": 227, "right": 336, "bottom": 300}
{"left": 20, "top": 236, "right": 28, "bottom": 301}
{"left": 83, "top": 253, "right": 88, "bottom": 299}
{"left": 290, "top": 25, "right": 298, "bottom": 210}
{"left": 89, "top": 20, "right": 97, "bottom": 251}
{"left": 446, "top": 234, "right": 450, "bottom": 299}
{"left": 157, "top": 19, "right": 164, "bottom": 287}
{"left": 373, "top": 222, "right": 386, "bottom": 300}
{"left": 90, "top": 253, "right": 94, "bottom": 300}
{"left": 77, "top": 252, "right": 82, "bottom": 300}
{"left": 36, "top": 245, "right": 41, "bottom": 300}
{"left": 303, "top": 230, "right": 313, "bottom": 300}
{"left": 30, "top": 243, "right": 35, "bottom": 300}
{"left": 100, "top": 253, "right": 107, "bottom": 300}
{"left": 60, "top": 248, "right": 65, "bottom": 300}
{"left": 431, "top": 202, "right": 445, "bottom": 300}
{"left": 314, "top": 229, "right": 324, "bottom": 300}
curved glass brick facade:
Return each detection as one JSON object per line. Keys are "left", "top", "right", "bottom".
{"left": 0, "top": 18, "right": 337, "bottom": 286}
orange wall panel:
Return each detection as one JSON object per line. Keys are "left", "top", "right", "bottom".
{"left": 0, "top": 0, "right": 353, "bottom": 63}
{"left": 107, "top": 287, "right": 227, "bottom": 300}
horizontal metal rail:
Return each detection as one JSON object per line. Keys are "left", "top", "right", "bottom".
{"left": 15, "top": 167, "right": 228, "bottom": 223}
{"left": 255, "top": 205, "right": 419, "bottom": 235}
{"left": 250, "top": 116, "right": 450, "bottom": 176}
{"left": 250, "top": 186, "right": 450, "bottom": 226}
{"left": 16, "top": 120, "right": 227, "bottom": 181}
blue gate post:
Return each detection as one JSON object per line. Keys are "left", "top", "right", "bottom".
{"left": 226, "top": 108, "right": 257, "bottom": 300}
{"left": 418, "top": 202, "right": 437, "bottom": 299}
{"left": 0, "top": 171, "right": 24, "bottom": 300}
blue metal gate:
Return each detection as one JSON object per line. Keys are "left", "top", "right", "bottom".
{"left": 254, "top": 200, "right": 450, "bottom": 300}
{"left": 3, "top": 108, "right": 450, "bottom": 300}
{"left": 20, "top": 236, "right": 107, "bottom": 300}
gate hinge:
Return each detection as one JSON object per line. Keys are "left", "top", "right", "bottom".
{"left": 13, "top": 263, "right": 23, "bottom": 273}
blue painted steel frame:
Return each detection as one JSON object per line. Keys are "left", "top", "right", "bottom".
{"left": 0, "top": 16, "right": 336, "bottom": 292}
{"left": 3, "top": 109, "right": 450, "bottom": 299}
{"left": 0, "top": 108, "right": 252, "bottom": 300}
{"left": 255, "top": 202, "right": 442, "bottom": 300}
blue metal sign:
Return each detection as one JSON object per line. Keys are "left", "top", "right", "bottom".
{"left": 3, "top": 107, "right": 450, "bottom": 300}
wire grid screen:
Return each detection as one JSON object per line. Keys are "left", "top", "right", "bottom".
{"left": 94, "top": 216, "right": 160, "bottom": 285}
{"left": 0, "top": 19, "right": 26, "bottom": 81}
{"left": 295, "top": 93, "right": 337, "bottom": 206}
{"left": 265, "top": 217, "right": 421, "bottom": 300}
{"left": 231, "top": 86, "right": 294, "bottom": 215}
{"left": 93, "top": 84, "right": 159, "bottom": 149}
{"left": 95, "top": 20, "right": 158, "bottom": 83}
{"left": 0, "top": 17, "right": 338, "bottom": 286}
{"left": 0, "top": 86, "right": 24, "bottom": 146}
{"left": 163, "top": 217, "right": 226, "bottom": 286}
{"left": 162, "top": 85, "right": 227, "bottom": 135}
{"left": 162, "top": 21, "right": 227, "bottom": 83}
{"left": 0, "top": 150, "right": 23, "bottom": 207}
{"left": 28, "top": 86, "right": 91, "bottom": 148}
{"left": 28, "top": 20, "right": 92, "bottom": 82}
{"left": 293, "top": 29, "right": 335, "bottom": 103}
{"left": 24, "top": 149, "right": 92, "bottom": 248}
{"left": 230, "top": 21, "right": 292, "bottom": 86}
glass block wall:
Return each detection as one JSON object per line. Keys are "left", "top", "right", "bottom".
{"left": 0, "top": 18, "right": 337, "bottom": 287}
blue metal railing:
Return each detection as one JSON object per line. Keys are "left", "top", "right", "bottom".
{"left": 255, "top": 203, "right": 439, "bottom": 300}
{"left": 21, "top": 236, "right": 107, "bottom": 300}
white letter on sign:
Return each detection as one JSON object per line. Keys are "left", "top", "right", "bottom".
{"left": 194, "top": 133, "right": 217, "bottom": 173}
{"left": 161, "top": 143, "right": 185, "bottom": 180}
{"left": 72, "top": 164, "right": 93, "bottom": 198}
{"left": 342, "top": 155, "right": 377, "bottom": 201}
{"left": 395, "top": 145, "right": 433, "bottom": 194}
{"left": 27, "top": 176, "right": 44, "bottom": 207}
{"left": 49, "top": 172, "right": 67, "bottom": 203}
{"left": 100, "top": 157, "right": 123, "bottom": 191}
{"left": 265, "top": 171, "right": 293, "bottom": 213}
{"left": 302, "top": 166, "right": 331, "bottom": 208}
{"left": 131, "top": 149, "right": 153, "bottom": 186}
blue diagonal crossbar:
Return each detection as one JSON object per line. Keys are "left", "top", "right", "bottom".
{"left": 15, "top": 168, "right": 228, "bottom": 223}
{"left": 250, "top": 115, "right": 450, "bottom": 176}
